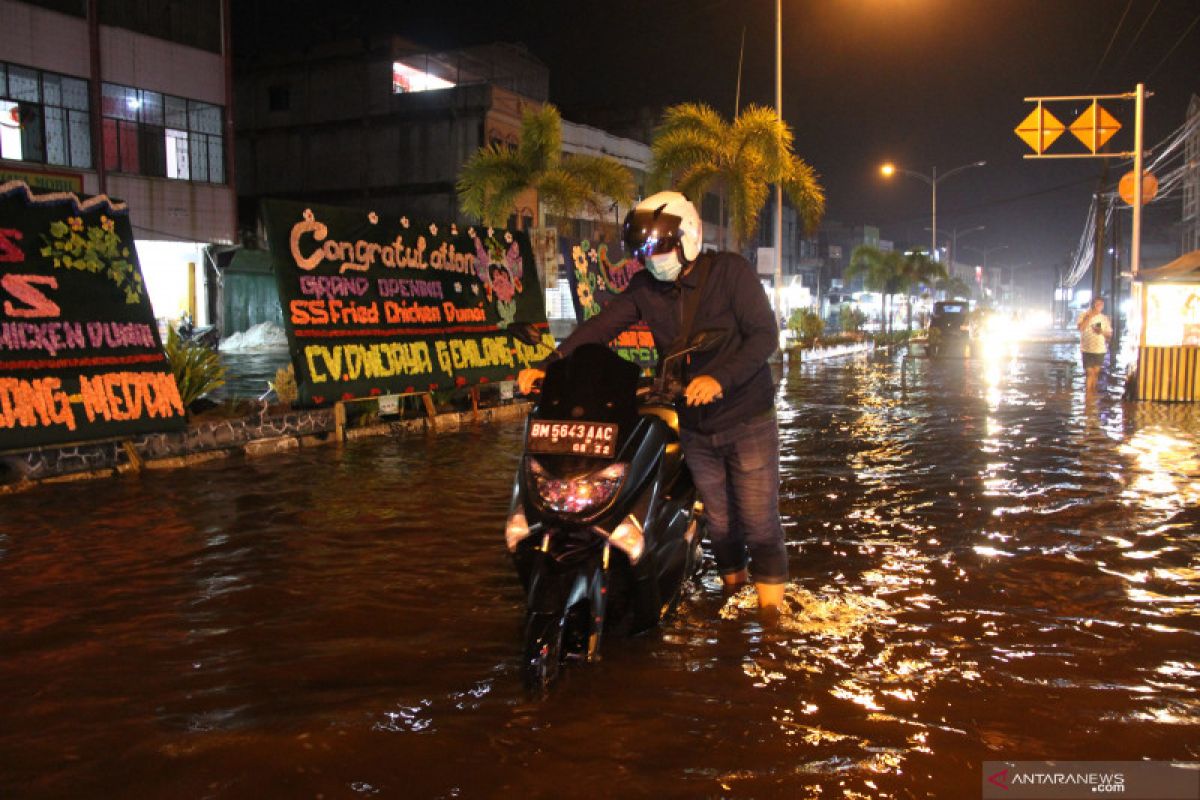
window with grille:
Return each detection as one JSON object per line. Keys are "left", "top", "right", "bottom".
{"left": 100, "top": 82, "right": 225, "bottom": 184}
{"left": 0, "top": 62, "right": 92, "bottom": 169}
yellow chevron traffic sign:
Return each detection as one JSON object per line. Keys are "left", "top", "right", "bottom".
{"left": 1069, "top": 101, "right": 1121, "bottom": 153}
{"left": 1014, "top": 106, "right": 1065, "bottom": 155}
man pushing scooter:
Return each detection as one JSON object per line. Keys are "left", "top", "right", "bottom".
{"left": 520, "top": 191, "right": 788, "bottom": 612}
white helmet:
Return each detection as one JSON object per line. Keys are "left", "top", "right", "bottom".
{"left": 622, "top": 190, "right": 703, "bottom": 264}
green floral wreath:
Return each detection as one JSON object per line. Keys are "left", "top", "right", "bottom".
{"left": 40, "top": 215, "right": 144, "bottom": 304}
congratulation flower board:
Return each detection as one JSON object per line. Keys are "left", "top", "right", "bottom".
{"left": 262, "top": 199, "right": 555, "bottom": 405}
{"left": 565, "top": 237, "right": 658, "bottom": 372}
{"left": 0, "top": 181, "right": 185, "bottom": 450}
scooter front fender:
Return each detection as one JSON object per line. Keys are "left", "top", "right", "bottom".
{"left": 522, "top": 547, "right": 609, "bottom": 664}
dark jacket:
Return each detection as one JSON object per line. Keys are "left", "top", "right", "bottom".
{"left": 555, "top": 251, "right": 778, "bottom": 434}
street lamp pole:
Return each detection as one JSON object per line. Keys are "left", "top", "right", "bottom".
{"left": 931, "top": 166, "right": 938, "bottom": 264}
{"left": 774, "top": 0, "right": 784, "bottom": 319}
{"left": 1006, "top": 261, "right": 1030, "bottom": 307}
{"left": 882, "top": 160, "right": 986, "bottom": 262}
{"left": 963, "top": 243, "right": 1009, "bottom": 300}
{"left": 926, "top": 224, "right": 984, "bottom": 267}
{"left": 964, "top": 243, "right": 1009, "bottom": 272}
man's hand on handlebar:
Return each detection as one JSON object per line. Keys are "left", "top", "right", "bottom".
{"left": 518, "top": 368, "right": 545, "bottom": 395}
{"left": 684, "top": 375, "right": 723, "bottom": 406}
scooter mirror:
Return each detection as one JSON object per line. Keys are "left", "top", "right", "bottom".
{"left": 508, "top": 322, "right": 543, "bottom": 346}
{"left": 687, "top": 327, "right": 730, "bottom": 354}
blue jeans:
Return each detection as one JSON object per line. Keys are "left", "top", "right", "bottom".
{"left": 680, "top": 409, "right": 788, "bottom": 584}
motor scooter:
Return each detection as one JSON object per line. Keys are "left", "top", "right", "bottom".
{"left": 504, "top": 328, "right": 727, "bottom": 692}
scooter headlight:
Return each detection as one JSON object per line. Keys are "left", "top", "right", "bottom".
{"left": 528, "top": 459, "right": 627, "bottom": 515}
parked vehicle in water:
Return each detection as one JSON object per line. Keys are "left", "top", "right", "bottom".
{"left": 504, "top": 329, "right": 726, "bottom": 692}
{"left": 176, "top": 312, "right": 221, "bottom": 349}
{"left": 926, "top": 300, "right": 972, "bottom": 358}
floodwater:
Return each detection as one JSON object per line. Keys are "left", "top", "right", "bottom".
{"left": 214, "top": 350, "right": 292, "bottom": 401}
{"left": 1, "top": 338, "right": 1197, "bottom": 799}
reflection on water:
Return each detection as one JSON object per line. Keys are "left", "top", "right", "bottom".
{"left": 214, "top": 349, "right": 292, "bottom": 400}
{"left": 0, "top": 342, "right": 1196, "bottom": 798}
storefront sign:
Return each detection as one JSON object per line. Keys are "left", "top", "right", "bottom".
{"left": 0, "top": 167, "right": 84, "bottom": 195}
{"left": 1144, "top": 283, "right": 1200, "bottom": 347}
{"left": 262, "top": 199, "right": 555, "bottom": 405}
{"left": 0, "top": 181, "right": 185, "bottom": 450}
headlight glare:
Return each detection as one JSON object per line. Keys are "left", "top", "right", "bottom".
{"left": 505, "top": 509, "right": 532, "bottom": 551}
{"left": 608, "top": 515, "right": 645, "bottom": 563}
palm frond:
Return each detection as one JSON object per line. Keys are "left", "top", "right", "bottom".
{"left": 846, "top": 245, "right": 888, "bottom": 289}
{"left": 897, "top": 251, "right": 948, "bottom": 294}
{"left": 731, "top": 104, "right": 791, "bottom": 177}
{"left": 561, "top": 154, "right": 635, "bottom": 206}
{"left": 456, "top": 144, "right": 529, "bottom": 224}
{"left": 655, "top": 102, "right": 726, "bottom": 143}
{"left": 165, "top": 326, "right": 226, "bottom": 409}
{"left": 724, "top": 150, "right": 772, "bottom": 248}
{"left": 536, "top": 169, "right": 593, "bottom": 220}
{"left": 650, "top": 128, "right": 724, "bottom": 186}
{"left": 457, "top": 102, "right": 632, "bottom": 228}
{"left": 481, "top": 183, "right": 532, "bottom": 228}
{"left": 517, "top": 104, "right": 563, "bottom": 173}
{"left": 674, "top": 163, "right": 721, "bottom": 204}
{"left": 782, "top": 154, "right": 826, "bottom": 233}
{"left": 729, "top": 172, "right": 770, "bottom": 250}
{"left": 650, "top": 101, "right": 825, "bottom": 251}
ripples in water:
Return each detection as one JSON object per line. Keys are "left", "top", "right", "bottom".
{"left": 0, "top": 342, "right": 1197, "bottom": 797}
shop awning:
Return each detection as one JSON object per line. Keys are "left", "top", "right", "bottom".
{"left": 226, "top": 248, "right": 275, "bottom": 275}
{"left": 1138, "top": 249, "right": 1200, "bottom": 283}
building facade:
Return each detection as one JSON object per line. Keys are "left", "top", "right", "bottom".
{"left": 235, "top": 37, "right": 551, "bottom": 230}
{"left": 0, "top": 0, "right": 236, "bottom": 325}
{"left": 236, "top": 37, "right": 693, "bottom": 338}
{"left": 1183, "top": 95, "right": 1199, "bottom": 255}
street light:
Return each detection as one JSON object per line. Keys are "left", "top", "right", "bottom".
{"left": 773, "top": 0, "right": 792, "bottom": 319}
{"left": 880, "top": 160, "right": 987, "bottom": 263}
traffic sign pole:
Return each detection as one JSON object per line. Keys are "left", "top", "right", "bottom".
{"left": 1132, "top": 83, "right": 1144, "bottom": 281}
{"left": 1133, "top": 82, "right": 1145, "bottom": 346}
{"left": 1014, "top": 84, "right": 1149, "bottom": 347}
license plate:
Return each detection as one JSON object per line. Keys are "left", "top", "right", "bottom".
{"left": 527, "top": 420, "right": 619, "bottom": 458}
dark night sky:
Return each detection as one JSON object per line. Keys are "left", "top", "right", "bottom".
{"left": 235, "top": 0, "right": 1200, "bottom": 290}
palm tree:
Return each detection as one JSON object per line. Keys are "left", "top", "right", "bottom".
{"left": 649, "top": 103, "right": 825, "bottom": 250}
{"left": 846, "top": 246, "right": 904, "bottom": 336}
{"left": 845, "top": 247, "right": 947, "bottom": 335}
{"left": 456, "top": 104, "right": 634, "bottom": 229}
{"left": 894, "top": 250, "right": 947, "bottom": 331}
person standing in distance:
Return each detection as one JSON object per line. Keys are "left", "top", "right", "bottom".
{"left": 1076, "top": 296, "right": 1113, "bottom": 394}
{"left": 517, "top": 191, "right": 788, "bottom": 612}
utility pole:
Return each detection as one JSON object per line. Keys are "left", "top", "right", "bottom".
{"left": 1016, "top": 84, "right": 1147, "bottom": 339}
{"left": 1091, "top": 166, "right": 1108, "bottom": 304}
{"left": 1110, "top": 198, "right": 1122, "bottom": 347}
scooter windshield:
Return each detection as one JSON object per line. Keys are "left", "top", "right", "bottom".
{"left": 531, "top": 343, "right": 641, "bottom": 468}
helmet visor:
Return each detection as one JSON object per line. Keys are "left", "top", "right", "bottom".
{"left": 622, "top": 209, "right": 683, "bottom": 263}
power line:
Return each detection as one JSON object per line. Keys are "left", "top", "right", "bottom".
{"left": 1088, "top": 0, "right": 1134, "bottom": 89}
{"left": 1113, "top": 0, "right": 1161, "bottom": 72}
{"left": 1146, "top": 8, "right": 1200, "bottom": 81}
{"left": 943, "top": 174, "right": 1099, "bottom": 219}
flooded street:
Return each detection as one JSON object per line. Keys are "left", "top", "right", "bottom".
{"left": 1, "top": 340, "right": 1197, "bottom": 799}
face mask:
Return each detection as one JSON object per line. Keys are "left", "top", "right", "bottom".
{"left": 646, "top": 251, "right": 683, "bottom": 282}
